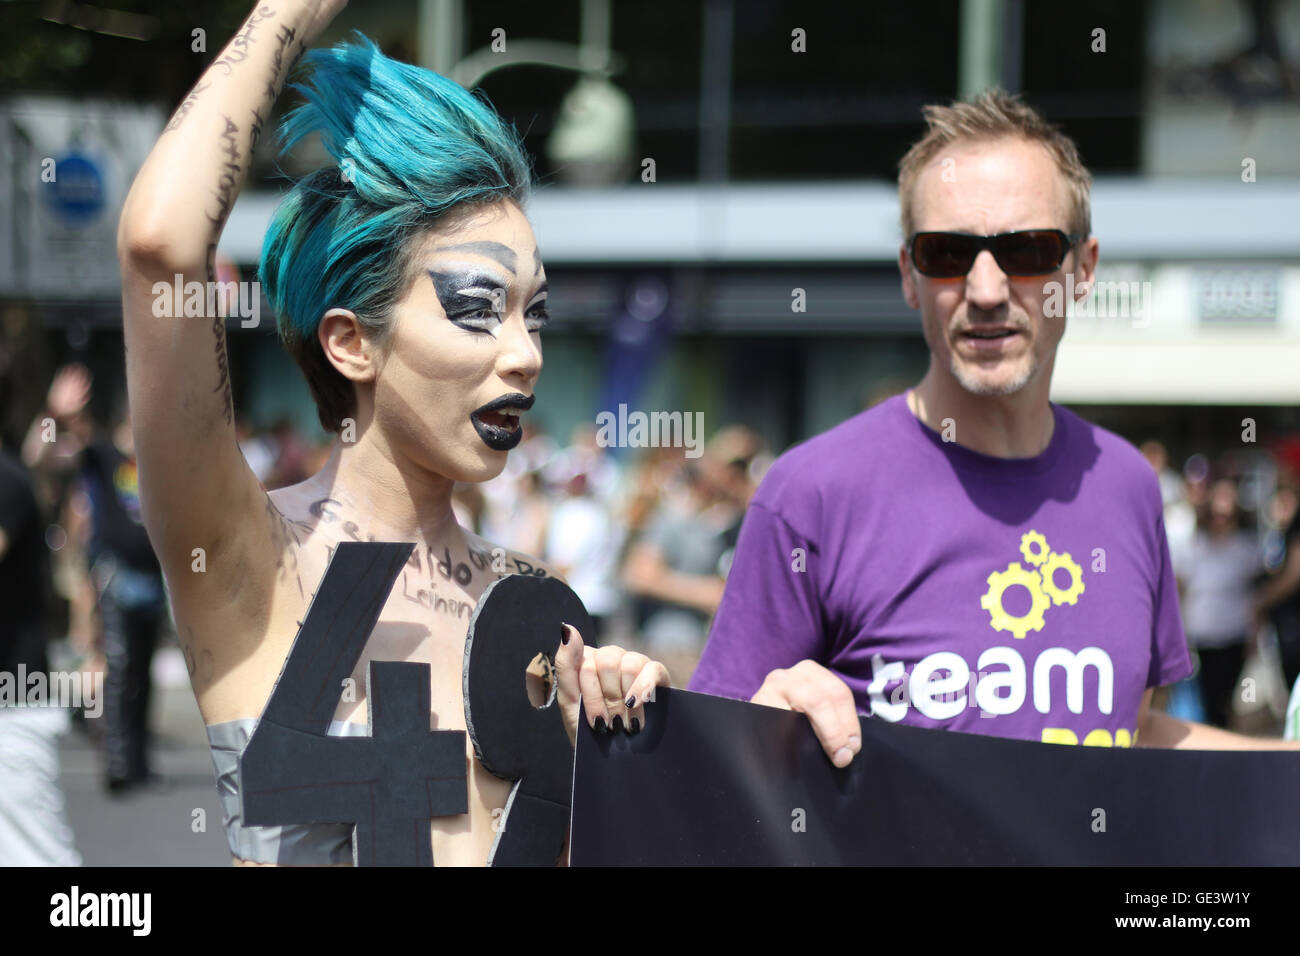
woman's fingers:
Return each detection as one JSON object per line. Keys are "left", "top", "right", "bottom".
{"left": 557, "top": 628, "right": 673, "bottom": 736}
{"left": 577, "top": 644, "right": 607, "bottom": 732}
{"left": 622, "top": 657, "right": 671, "bottom": 735}
{"left": 595, "top": 645, "right": 634, "bottom": 733}
{"left": 553, "top": 622, "right": 585, "bottom": 711}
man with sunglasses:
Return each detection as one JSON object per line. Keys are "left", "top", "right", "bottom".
{"left": 689, "top": 89, "right": 1297, "bottom": 762}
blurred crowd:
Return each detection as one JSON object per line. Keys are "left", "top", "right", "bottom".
{"left": 456, "top": 419, "right": 771, "bottom": 683}
{"left": 1141, "top": 438, "right": 1300, "bottom": 732}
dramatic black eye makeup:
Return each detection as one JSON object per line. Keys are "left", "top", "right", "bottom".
{"left": 524, "top": 283, "right": 550, "bottom": 331}
{"left": 428, "top": 269, "right": 508, "bottom": 329}
{"left": 428, "top": 269, "right": 550, "bottom": 333}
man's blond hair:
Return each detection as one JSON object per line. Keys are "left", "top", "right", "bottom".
{"left": 897, "top": 88, "right": 1092, "bottom": 240}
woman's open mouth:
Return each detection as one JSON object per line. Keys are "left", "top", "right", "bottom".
{"left": 470, "top": 393, "right": 534, "bottom": 451}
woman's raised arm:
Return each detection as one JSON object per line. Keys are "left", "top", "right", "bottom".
{"left": 116, "top": 1, "right": 344, "bottom": 573}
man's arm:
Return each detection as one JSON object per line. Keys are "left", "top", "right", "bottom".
{"left": 1135, "top": 688, "right": 1300, "bottom": 750}
{"left": 686, "top": 495, "right": 863, "bottom": 766}
{"left": 688, "top": 498, "right": 824, "bottom": 698}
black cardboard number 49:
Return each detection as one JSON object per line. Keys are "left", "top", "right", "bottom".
{"left": 240, "top": 541, "right": 590, "bottom": 866}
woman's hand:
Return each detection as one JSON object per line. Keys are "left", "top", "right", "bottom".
{"left": 554, "top": 624, "right": 671, "bottom": 747}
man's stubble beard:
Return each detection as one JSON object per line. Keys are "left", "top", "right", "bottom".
{"left": 949, "top": 349, "right": 1039, "bottom": 397}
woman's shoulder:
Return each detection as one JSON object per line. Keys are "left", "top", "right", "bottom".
{"left": 464, "top": 528, "right": 564, "bottom": 584}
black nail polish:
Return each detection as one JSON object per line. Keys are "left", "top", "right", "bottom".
{"left": 560, "top": 623, "right": 570, "bottom": 645}
{"left": 593, "top": 716, "right": 606, "bottom": 734}
{"left": 630, "top": 717, "right": 641, "bottom": 735}
{"left": 626, "top": 695, "right": 637, "bottom": 709}
{"left": 612, "top": 714, "right": 624, "bottom": 734}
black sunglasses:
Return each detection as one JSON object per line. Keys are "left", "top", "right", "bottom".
{"left": 909, "top": 229, "right": 1083, "bottom": 278}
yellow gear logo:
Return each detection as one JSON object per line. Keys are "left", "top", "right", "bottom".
{"left": 980, "top": 531, "right": 1085, "bottom": 636}
{"left": 981, "top": 562, "right": 1050, "bottom": 639}
{"left": 1039, "top": 550, "right": 1086, "bottom": 606}
{"left": 1019, "top": 529, "right": 1050, "bottom": 566}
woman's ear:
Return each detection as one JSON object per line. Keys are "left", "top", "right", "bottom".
{"left": 318, "top": 308, "right": 380, "bottom": 384}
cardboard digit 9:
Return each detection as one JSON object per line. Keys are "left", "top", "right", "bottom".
{"left": 463, "top": 574, "right": 593, "bottom": 866}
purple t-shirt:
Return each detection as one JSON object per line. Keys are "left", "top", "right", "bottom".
{"left": 689, "top": 394, "right": 1192, "bottom": 747}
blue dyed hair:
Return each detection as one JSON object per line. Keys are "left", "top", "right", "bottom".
{"left": 259, "top": 33, "right": 532, "bottom": 431}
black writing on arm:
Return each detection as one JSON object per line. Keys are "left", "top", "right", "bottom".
{"left": 163, "top": 80, "right": 211, "bottom": 135}
{"left": 263, "top": 23, "right": 298, "bottom": 102}
{"left": 204, "top": 114, "right": 241, "bottom": 428}
{"left": 248, "top": 21, "right": 296, "bottom": 153}
{"left": 180, "top": 625, "right": 215, "bottom": 690}
{"left": 204, "top": 241, "right": 235, "bottom": 427}
{"left": 249, "top": 107, "right": 265, "bottom": 154}
{"left": 266, "top": 497, "right": 311, "bottom": 600}
{"left": 181, "top": 626, "right": 198, "bottom": 678}
{"left": 212, "top": 5, "right": 276, "bottom": 76}
{"left": 207, "top": 114, "right": 242, "bottom": 231}
{"left": 212, "top": 313, "right": 233, "bottom": 428}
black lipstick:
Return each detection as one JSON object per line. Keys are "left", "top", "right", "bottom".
{"left": 470, "top": 392, "right": 535, "bottom": 451}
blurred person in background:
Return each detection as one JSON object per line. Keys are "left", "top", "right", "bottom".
{"left": 0, "top": 372, "right": 81, "bottom": 865}
{"left": 28, "top": 375, "right": 169, "bottom": 792}
{"left": 268, "top": 418, "right": 313, "bottom": 489}
{"left": 548, "top": 422, "right": 621, "bottom": 507}
{"left": 1173, "top": 477, "right": 1265, "bottom": 729}
{"left": 21, "top": 365, "right": 103, "bottom": 725}
{"left": 22, "top": 364, "right": 95, "bottom": 495}
{"left": 1257, "top": 470, "right": 1300, "bottom": 693}
{"left": 478, "top": 420, "right": 556, "bottom": 548}
{"left": 545, "top": 463, "right": 624, "bottom": 643}
{"left": 80, "top": 405, "right": 169, "bottom": 794}
{"left": 1140, "top": 439, "right": 1185, "bottom": 511}
{"left": 1142, "top": 439, "right": 1196, "bottom": 557}
{"left": 482, "top": 467, "right": 551, "bottom": 557}
{"left": 623, "top": 428, "right": 761, "bottom": 665}
{"left": 622, "top": 444, "right": 691, "bottom": 540}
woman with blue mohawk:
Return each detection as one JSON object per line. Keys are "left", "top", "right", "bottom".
{"left": 117, "top": 0, "right": 668, "bottom": 865}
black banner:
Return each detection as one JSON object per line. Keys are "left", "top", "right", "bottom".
{"left": 570, "top": 687, "right": 1300, "bottom": 865}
